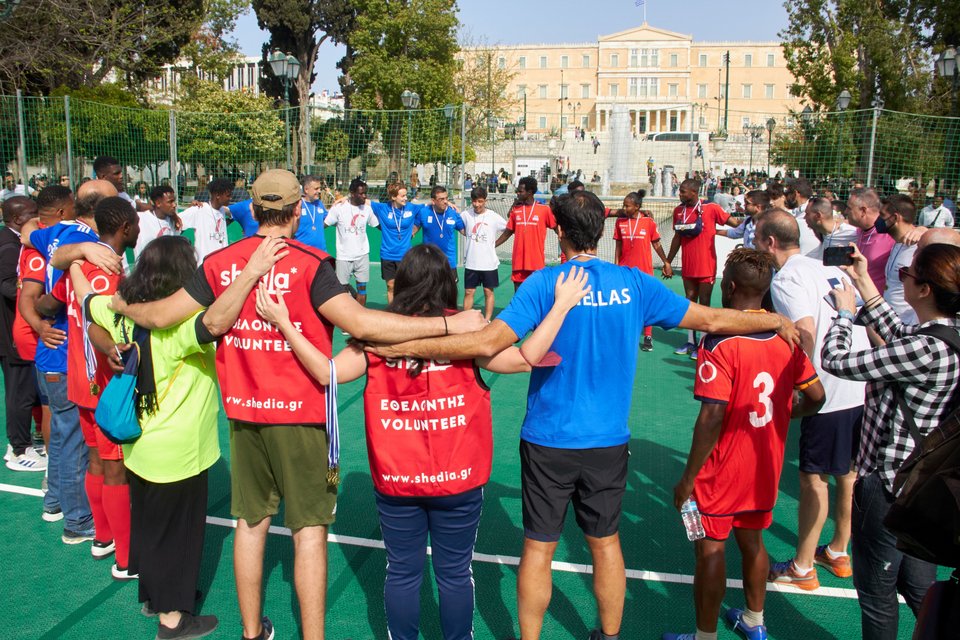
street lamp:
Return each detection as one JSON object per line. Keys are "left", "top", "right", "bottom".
{"left": 488, "top": 113, "right": 497, "bottom": 181}
{"left": 835, "top": 90, "right": 851, "bottom": 188}
{"left": 443, "top": 103, "right": 455, "bottom": 186}
{"left": 568, "top": 101, "right": 581, "bottom": 132}
{"left": 765, "top": 117, "right": 777, "bottom": 178}
{"left": 268, "top": 50, "right": 301, "bottom": 171}
{"left": 401, "top": 89, "right": 420, "bottom": 182}
{"left": 935, "top": 46, "right": 960, "bottom": 116}
{"left": 743, "top": 123, "right": 764, "bottom": 177}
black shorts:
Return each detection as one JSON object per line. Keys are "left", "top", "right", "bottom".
{"left": 464, "top": 268, "right": 499, "bottom": 290}
{"left": 799, "top": 405, "right": 863, "bottom": 476}
{"left": 381, "top": 260, "right": 400, "bottom": 281}
{"left": 519, "top": 440, "right": 628, "bottom": 542}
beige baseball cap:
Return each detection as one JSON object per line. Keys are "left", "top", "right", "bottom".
{"left": 252, "top": 169, "right": 301, "bottom": 210}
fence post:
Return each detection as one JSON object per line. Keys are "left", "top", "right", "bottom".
{"left": 304, "top": 104, "right": 312, "bottom": 175}
{"left": 64, "top": 96, "right": 74, "bottom": 189}
{"left": 168, "top": 110, "right": 178, "bottom": 201}
{"left": 866, "top": 105, "right": 880, "bottom": 187}
{"left": 687, "top": 103, "right": 694, "bottom": 178}
{"left": 460, "top": 105, "right": 467, "bottom": 203}
{"left": 15, "top": 90, "right": 27, "bottom": 188}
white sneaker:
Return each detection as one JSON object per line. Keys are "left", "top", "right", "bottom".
{"left": 3, "top": 444, "right": 12, "bottom": 461}
{"left": 111, "top": 563, "right": 138, "bottom": 581}
{"left": 6, "top": 448, "right": 47, "bottom": 472}
{"left": 91, "top": 539, "right": 115, "bottom": 559}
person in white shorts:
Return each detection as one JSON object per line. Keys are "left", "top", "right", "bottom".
{"left": 460, "top": 186, "right": 507, "bottom": 321}
{"left": 325, "top": 177, "right": 379, "bottom": 307}
{"left": 179, "top": 178, "right": 232, "bottom": 262}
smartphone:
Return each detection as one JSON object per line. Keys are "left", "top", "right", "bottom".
{"left": 823, "top": 277, "right": 864, "bottom": 311}
{"left": 823, "top": 245, "right": 854, "bottom": 267}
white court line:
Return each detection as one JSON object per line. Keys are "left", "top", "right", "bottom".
{"left": 4, "top": 482, "right": 897, "bottom": 602}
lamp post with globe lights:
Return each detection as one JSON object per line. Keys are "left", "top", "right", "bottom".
{"left": 765, "top": 117, "right": 776, "bottom": 179}
{"left": 835, "top": 90, "right": 851, "bottom": 187}
{"left": 401, "top": 90, "right": 420, "bottom": 180}
{"left": 268, "top": 50, "right": 301, "bottom": 171}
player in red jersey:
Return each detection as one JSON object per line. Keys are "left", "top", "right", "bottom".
{"left": 495, "top": 176, "right": 558, "bottom": 290}
{"left": 614, "top": 190, "right": 672, "bottom": 351}
{"left": 665, "top": 178, "right": 741, "bottom": 359}
{"left": 665, "top": 248, "right": 824, "bottom": 640}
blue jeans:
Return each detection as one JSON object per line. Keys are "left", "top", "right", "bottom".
{"left": 37, "top": 371, "right": 91, "bottom": 533}
{"left": 852, "top": 471, "right": 936, "bottom": 640}
{"left": 375, "top": 487, "right": 483, "bottom": 640}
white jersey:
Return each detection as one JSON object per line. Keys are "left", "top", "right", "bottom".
{"left": 808, "top": 221, "right": 859, "bottom": 260}
{"left": 179, "top": 202, "right": 227, "bottom": 262}
{"left": 324, "top": 201, "right": 378, "bottom": 261}
{"left": 771, "top": 253, "right": 868, "bottom": 414}
{"left": 461, "top": 209, "right": 508, "bottom": 271}
{"left": 133, "top": 210, "right": 178, "bottom": 261}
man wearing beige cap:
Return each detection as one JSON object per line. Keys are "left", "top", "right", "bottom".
{"left": 111, "top": 169, "right": 486, "bottom": 640}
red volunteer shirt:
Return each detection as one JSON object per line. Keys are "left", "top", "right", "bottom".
{"left": 672, "top": 201, "right": 729, "bottom": 278}
{"left": 506, "top": 201, "right": 556, "bottom": 273}
{"left": 364, "top": 352, "right": 493, "bottom": 497}
{"left": 614, "top": 213, "right": 659, "bottom": 273}
{"left": 13, "top": 246, "right": 46, "bottom": 361}
{"left": 692, "top": 323, "right": 818, "bottom": 516}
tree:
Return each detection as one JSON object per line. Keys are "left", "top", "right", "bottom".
{"left": 0, "top": 0, "right": 204, "bottom": 96}
{"left": 454, "top": 42, "right": 518, "bottom": 146}
{"left": 178, "top": 0, "right": 252, "bottom": 90}
{"left": 348, "top": 0, "right": 459, "bottom": 175}
{"left": 175, "top": 81, "right": 285, "bottom": 178}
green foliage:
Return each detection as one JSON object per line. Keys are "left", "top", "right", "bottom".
{"left": 175, "top": 81, "right": 285, "bottom": 172}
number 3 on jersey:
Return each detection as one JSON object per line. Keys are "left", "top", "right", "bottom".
{"left": 749, "top": 371, "right": 774, "bottom": 428}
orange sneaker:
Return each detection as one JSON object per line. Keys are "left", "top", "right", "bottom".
{"left": 814, "top": 545, "right": 853, "bottom": 578}
{"left": 768, "top": 559, "right": 820, "bottom": 591}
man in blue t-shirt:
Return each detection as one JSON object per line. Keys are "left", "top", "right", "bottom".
{"left": 369, "top": 190, "right": 799, "bottom": 640}
{"left": 228, "top": 198, "right": 258, "bottom": 238}
{"left": 294, "top": 175, "right": 329, "bottom": 251}
{"left": 414, "top": 186, "right": 464, "bottom": 274}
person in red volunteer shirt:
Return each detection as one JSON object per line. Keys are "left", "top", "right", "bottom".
{"left": 665, "top": 178, "right": 741, "bottom": 360}
{"left": 255, "top": 243, "right": 589, "bottom": 640}
{"left": 108, "top": 169, "right": 487, "bottom": 640}
{"left": 614, "top": 190, "right": 672, "bottom": 352}
{"left": 495, "top": 176, "right": 558, "bottom": 290}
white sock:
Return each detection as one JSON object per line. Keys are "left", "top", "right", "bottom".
{"left": 742, "top": 608, "right": 764, "bottom": 628}
{"left": 825, "top": 545, "right": 848, "bottom": 559}
{"left": 695, "top": 630, "right": 718, "bottom": 640}
{"left": 687, "top": 329, "right": 697, "bottom": 344}
{"left": 792, "top": 560, "right": 813, "bottom": 575}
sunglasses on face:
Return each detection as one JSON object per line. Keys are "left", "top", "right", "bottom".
{"left": 899, "top": 266, "right": 922, "bottom": 284}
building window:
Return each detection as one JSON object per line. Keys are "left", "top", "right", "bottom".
{"left": 744, "top": 54, "right": 752, "bottom": 68}
{"left": 669, "top": 53, "right": 678, "bottom": 67}
{"left": 582, "top": 54, "right": 590, "bottom": 67}
{"left": 518, "top": 56, "right": 526, "bottom": 69}
{"left": 539, "top": 116, "right": 547, "bottom": 129}
{"left": 560, "top": 84, "right": 568, "bottom": 99}
{"left": 697, "top": 83, "right": 708, "bottom": 98}
{"left": 517, "top": 85, "right": 526, "bottom": 98}
{"left": 497, "top": 56, "right": 506, "bottom": 69}
{"left": 560, "top": 55, "right": 568, "bottom": 68}
{"left": 742, "top": 84, "right": 752, "bottom": 98}
{"left": 630, "top": 49, "right": 638, "bottom": 67}
{"left": 650, "top": 49, "right": 659, "bottom": 66}
{"left": 581, "top": 83, "right": 590, "bottom": 99}
{"left": 742, "top": 117, "right": 751, "bottom": 129}
{"left": 699, "top": 113, "right": 706, "bottom": 127}
{"left": 719, "top": 84, "right": 726, "bottom": 98}
{"left": 765, "top": 83, "right": 774, "bottom": 99}
{"left": 539, "top": 55, "right": 547, "bottom": 69}
{"left": 699, "top": 53, "right": 708, "bottom": 66}
{"left": 538, "top": 84, "right": 547, "bottom": 99}
{"left": 668, "top": 83, "right": 678, "bottom": 97}
{"left": 767, "top": 53, "right": 775, "bottom": 67}
{"left": 609, "top": 83, "right": 619, "bottom": 97}
{"left": 637, "top": 77, "right": 658, "bottom": 97}
{"left": 581, "top": 115, "right": 589, "bottom": 128}
{"left": 610, "top": 53, "right": 619, "bottom": 67}
{"left": 561, "top": 116, "right": 568, "bottom": 129}
{"left": 629, "top": 78, "right": 638, "bottom": 97}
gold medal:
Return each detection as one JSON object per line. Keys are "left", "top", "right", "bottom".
{"left": 89, "top": 382, "right": 100, "bottom": 396}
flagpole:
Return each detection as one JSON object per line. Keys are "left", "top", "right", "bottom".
{"left": 644, "top": 1, "right": 647, "bottom": 23}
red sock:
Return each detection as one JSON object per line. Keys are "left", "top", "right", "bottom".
{"left": 102, "top": 483, "right": 131, "bottom": 568}
{"left": 85, "top": 472, "right": 112, "bottom": 543}
{"left": 644, "top": 326, "right": 653, "bottom": 338}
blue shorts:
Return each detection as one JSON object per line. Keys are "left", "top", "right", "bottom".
{"left": 799, "top": 406, "right": 863, "bottom": 476}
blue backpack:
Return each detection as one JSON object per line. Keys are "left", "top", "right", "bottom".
{"left": 95, "top": 340, "right": 142, "bottom": 444}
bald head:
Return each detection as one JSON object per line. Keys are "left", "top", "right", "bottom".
{"left": 76, "top": 179, "right": 118, "bottom": 221}
{"left": 918, "top": 227, "right": 960, "bottom": 251}
{"left": 1, "top": 195, "right": 37, "bottom": 229}
{"left": 755, "top": 208, "right": 800, "bottom": 249}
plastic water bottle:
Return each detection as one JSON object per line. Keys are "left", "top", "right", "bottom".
{"left": 681, "top": 498, "right": 705, "bottom": 541}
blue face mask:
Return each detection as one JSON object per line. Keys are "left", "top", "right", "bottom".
{"left": 875, "top": 217, "right": 890, "bottom": 234}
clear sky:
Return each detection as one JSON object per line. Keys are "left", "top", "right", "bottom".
{"left": 231, "top": 0, "right": 790, "bottom": 94}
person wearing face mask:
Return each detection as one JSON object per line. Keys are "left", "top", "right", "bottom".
{"left": 876, "top": 195, "right": 920, "bottom": 324}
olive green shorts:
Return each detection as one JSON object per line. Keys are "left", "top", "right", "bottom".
{"left": 229, "top": 421, "right": 338, "bottom": 530}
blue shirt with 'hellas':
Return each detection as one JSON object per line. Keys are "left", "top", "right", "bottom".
{"left": 497, "top": 258, "right": 690, "bottom": 449}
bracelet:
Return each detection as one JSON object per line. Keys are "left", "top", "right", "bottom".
{"left": 837, "top": 309, "right": 856, "bottom": 322}
{"left": 864, "top": 294, "right": 883, "bottom": 308}
{"left": 443, "top": 316, "right": 448, "bottom": 336}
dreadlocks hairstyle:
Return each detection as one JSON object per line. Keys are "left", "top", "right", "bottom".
{"left": 724, "top": 247, "right": 776, "bottom": 298}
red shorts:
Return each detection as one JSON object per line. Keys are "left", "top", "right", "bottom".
{"left": 78, "top": 407, "right": 123, "bottom": 461}
{"left": 700, "top": 510, "right": 772, "bottom": 541}
{"left": 511, "top": 270, "right": 535, "bottom": 284}
{"left": 682, "top": 274, "right": 716, "bottom": 285}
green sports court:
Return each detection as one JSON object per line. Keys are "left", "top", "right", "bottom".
{"left": 0, "top": 257, "right": 934, "bottom": 640}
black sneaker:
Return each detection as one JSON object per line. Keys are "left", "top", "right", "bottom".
{"left": 242, "top": 616, "right": 275, "bottom": 640}
{"left": 155, "top": 612, "right": 218, "bottom": 640}
{"left": 641, "top": 336, "right": 654, "bottom": 352}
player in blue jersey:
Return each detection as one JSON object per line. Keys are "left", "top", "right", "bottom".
{"left": 414, "top": 185, "right": 464, "bottom": 277}
{"left": 370, "top": 190, "right": 800, "bottom": 640}
{"left": 369, "top": 182, "right": 421, "bottom": 303}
